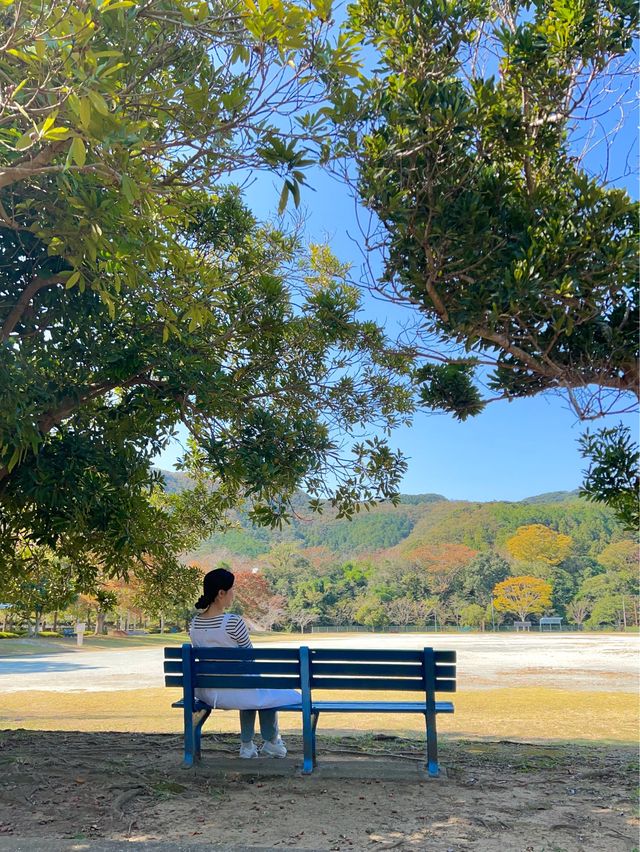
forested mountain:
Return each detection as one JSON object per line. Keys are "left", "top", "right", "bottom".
{"left": 156, "top": 470, "right": 620, "bottom": 561}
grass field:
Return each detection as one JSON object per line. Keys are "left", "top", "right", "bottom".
{"left": 2, "top": 685, "right": 637, "bottom": 743}
{"left": 2, "top": 631, "right": 637, "bottom": 744}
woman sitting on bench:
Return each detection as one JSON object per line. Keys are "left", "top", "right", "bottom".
{"left": 190, "top": 568, "right": 301, "bottom": 759}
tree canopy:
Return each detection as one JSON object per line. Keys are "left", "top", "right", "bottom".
{"left": 493, "top": 575, "right": 553, "bottom": 621}
{"left": 342, "top": 0, "right": 638, "bottom": 423}
{"left": 0, "top": 0, "right": 414, "bottom": 597}
{"left": 505, "top": 524, "right": 573, "bottom": 566}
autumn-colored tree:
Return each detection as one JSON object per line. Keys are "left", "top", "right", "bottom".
{"left": 233, "top": 570, "right": 273, "bottom": 624}
{"left": 407, "top": 543, "right": 477, "bottom": 596}
{"left": 505, "top": 525, "right": 573, "bottom": 566}
{"left": 492, "top": 576, "right": 553, "bottom": 622}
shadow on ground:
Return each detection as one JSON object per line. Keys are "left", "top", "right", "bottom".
{"left": 0, "top": 730, "right": 637, "bottom": 851}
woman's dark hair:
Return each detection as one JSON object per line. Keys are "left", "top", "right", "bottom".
{"left": 195, "top": 568, "right": 235, "bottom": 610}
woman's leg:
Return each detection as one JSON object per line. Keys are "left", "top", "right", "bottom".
{"left": 258, "top": 709, "right": 278, "bottom": 742}
{"left": 240, "top": 709, "right": 257, "bottom": 743}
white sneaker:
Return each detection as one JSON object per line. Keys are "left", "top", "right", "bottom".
{"left": 261, "top": 737, "right": 287, "bottom": 758}
{"left": 239, "top": 741, "right": 258, "bottom": 759}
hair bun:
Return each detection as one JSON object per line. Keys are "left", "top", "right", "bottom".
{"left": 195, "top": 595, "right": 210, "bottom": 610}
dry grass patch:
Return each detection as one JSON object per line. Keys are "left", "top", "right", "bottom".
{"left": 1, "top": 686, "right": 636, "bottom": 743}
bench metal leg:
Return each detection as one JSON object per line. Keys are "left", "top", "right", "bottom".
{"left": 424, "top": 710, "right": 439, "bottom": 777}
{"left": 302, "top": 715, "right": 314, "bottom": 774}
{"left": 311, "top": 712, "right": 319, "bottom": 767}
{"left": 300, "top": 646, "right": 314, "bottom": 775}
{"left": 183, "top": 708, "right": 195, "bottom": 768}
{"left": 194, "top": 709, "right": 211, "bottom": 761}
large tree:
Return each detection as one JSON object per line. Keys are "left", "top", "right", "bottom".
{"left": 0, "top": 0, "right": 413, "bottom": 593}
{"left": 493, "top": 575, "right": 553, "bottom": 622}
{"left": 344, "top": 0, "right": 638, "bottom": 422}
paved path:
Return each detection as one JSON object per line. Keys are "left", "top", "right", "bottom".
{"left": 0, "top": 633, "right": 637, "bottom": 693}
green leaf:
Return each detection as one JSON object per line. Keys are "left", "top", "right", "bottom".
{"left": 11, "top": 78, "right": 27, "bottom": 97}
{"left": 70, "top": 136, "right": 87, "bottom": 167}
{"left": 6, "top": 447, "right": 21, "bottom": 473}
{"left": 79, "top": 98, "right": 92, "bottom": 127}
{"left": 65, "top": 270, "right": 81, "bottom": 289}
{"left": 42, "top": 126, "right": 71, "bottom": 141}
{"left": 278, "top": 182, "right": 289, "bottom": 215}
{"left": 14, "top": 130, "right": 35, "bottom": 150}
{"left": 121, "top": 174, "right": 137, "bottom": 203}
{"left": 100, "top": 0, "right": 136, "bottom": 9}
{"left": 100, "top": 290, "right": 116, "bottom": 319}
{"left": 87, "top": 90, "right": 109, "bottom": 116}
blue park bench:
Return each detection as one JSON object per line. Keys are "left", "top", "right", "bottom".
{"left": 164, "top": 644, "right": 456, "bottom": 776}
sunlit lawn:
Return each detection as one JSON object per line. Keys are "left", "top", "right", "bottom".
{"left": 1, "top": 686, "right": 636, "bottom": 745}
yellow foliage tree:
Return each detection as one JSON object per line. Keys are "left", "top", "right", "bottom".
{"left": 492, "top": 576, "right": 553, "bottom": 622}
{"left": 505, "top": 524, "right": 573, "bottom": 566}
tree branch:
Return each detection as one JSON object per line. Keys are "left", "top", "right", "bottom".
{"left": 1, "top": 273, "right": 68, "bottom": 342}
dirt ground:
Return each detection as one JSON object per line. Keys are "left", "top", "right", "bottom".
{"left": 0, "top": 730, "right": 637, "bottom": 852}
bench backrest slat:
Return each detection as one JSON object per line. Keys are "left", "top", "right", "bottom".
{"left": 164, "top": 660, "right": 300, "bottom": 676}
{"left": 310, "top": 662, "right": 456, "bottom": 679}
{"left": 194, "top": 675, "right": 301, "bottom": 689}
{"left": 310, "top": 676, "right": 456, "bottom": 692}
{"left": 309, "top": 648, "right": 455, "bottom": 663}
{"left": 194, "top": 647, "right": 301, "bottom": 661}
{"left": 163, "top": 645, "right": 456, "bottom": 695}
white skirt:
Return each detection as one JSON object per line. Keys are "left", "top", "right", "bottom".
{"left": 195, "top": 686, "right": 302, "bottom": 711}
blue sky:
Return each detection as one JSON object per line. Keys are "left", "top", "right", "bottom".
{"left": 157, "top": 37, "right": 638, "bottom": 503}
{"left": 157, "top": 166, "right": 638, "bottom": 502}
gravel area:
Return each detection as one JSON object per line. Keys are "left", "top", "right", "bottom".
{"left": 1, "top": 633, "right": 638, "bottom": 693}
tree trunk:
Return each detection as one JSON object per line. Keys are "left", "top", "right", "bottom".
{"left": 53, "top": 611, "right": 58, "bottom": 631}
{"left": 160, "top": 613, "right": 164, "bottom": 634}
{"left": 34, "top": 611, "right": 42, "bottom": 636}
{"left": 95, "top": 611, "right": 106, "bottom": 635}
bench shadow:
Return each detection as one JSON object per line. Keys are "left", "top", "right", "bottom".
{"left": 0, "top": 660, "right": 100, "bottom": 674}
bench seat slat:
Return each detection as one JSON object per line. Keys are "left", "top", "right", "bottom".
{"left": 171, "top": 698, "right": 303, "bottom": 712}
{"left": 311, "top": 700, "right": 455, "bottom": 714}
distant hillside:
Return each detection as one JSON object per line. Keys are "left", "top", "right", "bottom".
{"left": 520, "top": 490, "right": 580, "bottom": 504}
{"left": 398, "top": 493, "right": 447, "bottom": 505}
{"left": 155, "top": 469, "right": 621, "bottom": 562}
{"left": 159, "top": 470, "right": 193, "bottom": 494}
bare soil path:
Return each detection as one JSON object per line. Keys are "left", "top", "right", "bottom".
{"left": 0, "top": 730, "right": 637, "bottom": 852}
